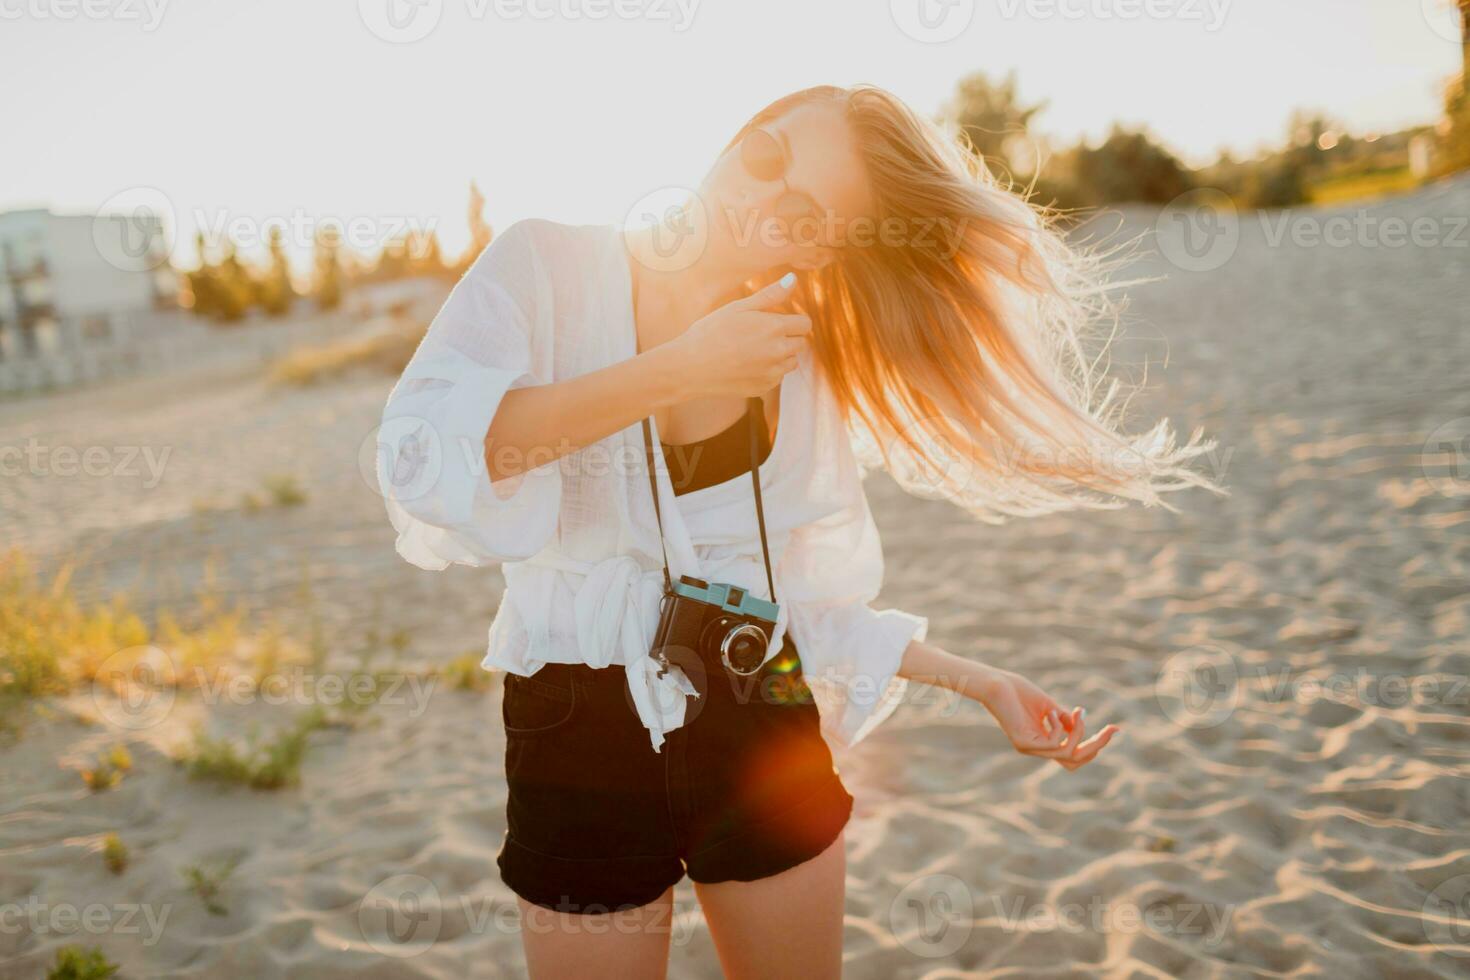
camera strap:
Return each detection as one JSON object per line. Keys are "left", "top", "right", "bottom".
{"left": 641, "top": 414, "right": 675, "bottom": 595}
{"left": 746, "top": 397, "right": 778, "bottom": 602}
{"left": 641, "top": 397, "right": 778, "bottom": 603}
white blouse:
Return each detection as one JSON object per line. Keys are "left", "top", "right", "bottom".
{"left": 376, "top": 218, "right": 929, "bottom": 754}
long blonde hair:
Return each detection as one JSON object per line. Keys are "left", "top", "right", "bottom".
{"left": 725, "top": 84, "right": 1224, "bottom": 522}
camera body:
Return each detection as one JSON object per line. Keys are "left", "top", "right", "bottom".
{"left": 650, "top": 574, "right": 779, "bottom": 679}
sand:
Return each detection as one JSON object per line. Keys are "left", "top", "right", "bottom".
{"left": 1, "top": 175, "right": 1467, "bottom": 978}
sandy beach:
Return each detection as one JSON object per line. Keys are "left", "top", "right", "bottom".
{"left": 2, "top": 175, "right": 1468, "bottom": 978}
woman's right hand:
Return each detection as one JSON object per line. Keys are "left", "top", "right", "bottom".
{"left": 975, "top": 665, "right": 1121, "bottom": 771}
{"left": 670, "top": 274, "right": 812, "bottom": 399}
{"left": 479, "top": 272, "right": 809, "bottom": 485}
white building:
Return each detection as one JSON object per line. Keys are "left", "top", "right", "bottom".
{"left": 0, "top": 208, "right": 179, "bottom": 363}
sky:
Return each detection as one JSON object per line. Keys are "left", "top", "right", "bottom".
{"left": 1, "top": 0, "right": 1462, "bottom": 273}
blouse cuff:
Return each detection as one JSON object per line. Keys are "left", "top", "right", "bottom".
{"left": 380, "top": 355, "right": 561, "bottom": 568}
{"left": 796, "top": 603, "right": 929, "bottom": 750}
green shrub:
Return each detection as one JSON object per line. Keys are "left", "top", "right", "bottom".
{"left": 81, "top": 744, "right": 133, "bottom": 792}
{"left": 102, "top": 833, "right": 130, "bottom": 875}
{"left": 174, "top": 707, "right": 327, "bottom": 790}
{"left": 180, "top": 854, "right": 244, "bottom": 916}
{"left": 438, "top": 652, "right": 491, "bottom": 692}
{"left": 46, "top": 945, "right": 119, "bottom": 980}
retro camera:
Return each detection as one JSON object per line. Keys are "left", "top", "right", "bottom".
{"left": 650, "top": 574, "right": 779, "bottom": 678}
{"left": 641, "top": 400, "right": 781, "bottom": 683}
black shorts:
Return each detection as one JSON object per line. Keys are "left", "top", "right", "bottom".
{"left": 495, "top": 642, "right": 855, "bottom": 915}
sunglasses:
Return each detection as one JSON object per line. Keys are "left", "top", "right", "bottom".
{"left": 738, "top": 127, "right": 831, "bottom": 245}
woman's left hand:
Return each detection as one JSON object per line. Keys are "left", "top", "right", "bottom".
{"left": 974, "top": 666, "right": 1120, "bottom": 771}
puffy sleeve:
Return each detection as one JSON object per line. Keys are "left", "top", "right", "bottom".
{"left": 777, "top": 369, "right": 929, "bottom": 750}
{"left": 376, "top": 220, "right": 562, "bottom": 570}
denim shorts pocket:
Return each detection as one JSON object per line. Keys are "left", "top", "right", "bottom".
{"left": 502, "top": 670, "right": 578, "bottom": 737}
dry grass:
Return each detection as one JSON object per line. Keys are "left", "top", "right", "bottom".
{"left": 241, "top": 473, "right": 309, "bottom": 511}
{"left": 0, "top": 548, "right": 149, "bottom": 700}
{"left": 267, "top": 318, "right": 426, "bottom": 387}
{"left": 0, "top": 546, "right": 307, "bottom": 723}
{"left": 436, "top": 650, "right": 495, "bottom": 692}
{"left": 1, "top": 541, "right": 479, "bottom": 798}
{"left": 80, "top": 744, "right": 134, "bottom": 792}
{"left": 1306, "top": 166, "right": 1422, "bottom": 206}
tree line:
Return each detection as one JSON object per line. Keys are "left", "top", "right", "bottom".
{"left": 945, "top": 38, "right": 1468, "bottom": 217}
{"left": 184, "top": 183, "right": 493, "bottom": 323}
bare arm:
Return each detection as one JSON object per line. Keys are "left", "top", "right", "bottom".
{"left": 898, "top": 637, "right": 1120, "bottom": 770}
{"left": 484, "top": 342, "right": 692, "bottom": 482}
{"left": 898, "top": 637, "right": 1002, "bottom": 702}
{"left": 485, "top": 274, "right": 809, "bottom": 483}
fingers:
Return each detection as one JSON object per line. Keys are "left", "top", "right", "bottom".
{"left": 779, "top": 312, "right": 813, "bottom": 336}
{"left": 1025, "top": 707, "right": 1079, "bottom": 754}
{"left": 1016, "top": 705, "right": 1122, "bottom": 771}
{"left": 732, "top": 272, "right": 799, "bottom": 311}
{"left": 1028, "top": 709, "right": 1068, "bottom": 750}
{"left": 1023, "top": 741, "right": 1080, "bottom": 761}
{"left": 1055, "top": 725, "right": 1121, "bottom": 771}
{"left": 752, "top": 311, "right": 811, "bottom": 336}
{"left": 769, "top": 322, "right": 810, "bottom": 374}
{"left": 1078, "top": 726, "right": 1120, "bottom": 760}
{"left": 757, "top": 352, "right": 801, "bottom": 392}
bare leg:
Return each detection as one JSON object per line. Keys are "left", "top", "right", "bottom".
{"left": 692, "top": 830, "right": 847, "bottom": 980}
{"left": 516, "top": 885, "right": 676, "bottom": 980}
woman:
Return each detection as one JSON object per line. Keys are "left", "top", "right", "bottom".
{"left": 377, "top": 83, "right": 1219, "bottom": 977}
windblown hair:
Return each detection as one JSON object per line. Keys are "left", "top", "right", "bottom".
{"left": 722, "top": 84, "right": 1225, "bottom": 522}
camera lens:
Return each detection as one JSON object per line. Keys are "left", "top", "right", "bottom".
{"left": 726, "top": 629, "right": 765, "bottom": 671}
{"left": 723, "top": 625, "right": 768, "bottom": 675}
{"left": 700, "top": 615, "right": 769, "bottom": 675}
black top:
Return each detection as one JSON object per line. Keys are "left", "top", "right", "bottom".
{"left": 662, "top": 400, "right": 773, "bottom": 496}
